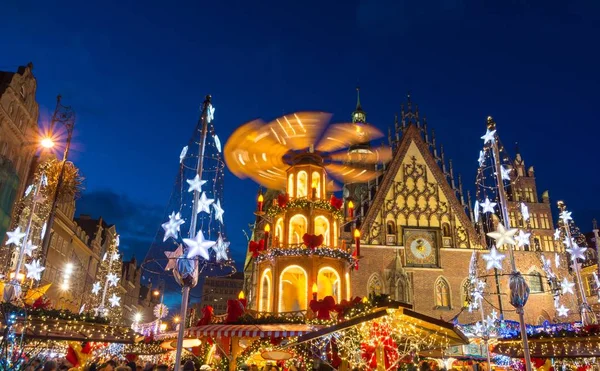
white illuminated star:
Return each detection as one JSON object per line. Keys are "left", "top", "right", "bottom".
{"left": 515, "top": 231, "right": 531, "bottom": 247}
{"left": 520, "top": 203, "right": 530, "bottom": 221}
{"left": 196, "top": 192, "right": 214, "bottom": 214}
{"left": 109, "top": 294, "right": 121, "bottom": 307}
{"left": 25, "top": 259, "right": 45, "bottom": 281}
{"left": 481, "top": 129, "right": 496, "bottom": 144}
{"left": 180, "top": 146, "right": 188, "bottom": 164}
{"left": 566, "top": 243, "right": 587, "bottom": 261}
{"left": 473, "top": 321, "right": 484, "bottom": 335}
{"left": 164, "top": 244, "right": 183, "bottom": 271}
{"left": 115, "top": 235, "right": 120, "bottom": 246}
{"left": 112, "top": 252, "right": 120, "bottom": 261}
{"left": 480, "top": 198, "right": 497, "bottom": 214}
{"left": 477, "top": 150, "right": 485, "bottom": 167}
{"left": 560, "top": 210, "right": 573, "bottom": 223}
{"left": 6, "top": 227, "right": 26, "bottom": 246}
{"left": 207, "top": 104, "right": 215, "bottom": 123}
{"left": 91, "top": 282, "right": 102, "bottom": 295}
{"left": 106, "top": 273, "right": 119, "bottom": 287}
{"left": 213, "top": 235, "right": 230, "bottom": 262}
{"left": 487, "top": 222, "right": 518, "bottom": 247}
{"left": 161, "top": 212, "right": 185, "bottom": 242}
{"left": 214, "top": 134, "right": 222, "bottom": 153}
{"left": 186, "top": 174, "right": 207, "bottom": 193}
{"left": 24, "top": 185, "right": 33, "bottom": 197}
{"left": 474, "top": 200, "right": 480, "bottom": 222}
{"left": 184, "top": 230, "right": 216, "bottom": 260}
{"left": 212, "top": 199, "right": 225, "bottom": 224}
{"left": 561, "top": 278, "right": 575, "bottom": 294}
{"left": 496, "top": 166, "right": 512, "bottom": 181}
{"left": 482, "top": 246, "right": 506, "bottom": 270}
{"left": 22, "top": 240, "right": 38, "bottom": 257}
{"left": 555, "top": 252, "right": 560, "bottom": 268}
{"left": 553, "top": 228, "right": 561, "bottom": 240}
{"left": 490, "top": 309, "right": 498, "bottom": 321}
{"left": 557, "top": 304, "right": 569, "bottom": 317}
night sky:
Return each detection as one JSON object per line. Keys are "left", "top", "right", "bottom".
{"left": 3, "top": 0, "right": 600, "bottom": 271}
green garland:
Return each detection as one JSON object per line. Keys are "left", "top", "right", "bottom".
{"left": 267, "top": 198, "right": 345, "bottom": 221}
{"left": 255, "top": 247, "right": 354, "bottom": 264}
{"left": 233, "top": 313, "right": 304, "bottom": 325}
{"left": 2, "top": 303, "right": 109, "bottom": 324}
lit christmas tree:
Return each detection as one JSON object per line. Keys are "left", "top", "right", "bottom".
{"left": 89, "top": 235, "right": 122, "bottom": 320}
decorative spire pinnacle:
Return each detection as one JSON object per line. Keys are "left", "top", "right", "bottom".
{"left": 352, "top": 86, "right": 366, "bottom": 124}
{"left": 356, "top": 86, "right": 362, "bottom": 111}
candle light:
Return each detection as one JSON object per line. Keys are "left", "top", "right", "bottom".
{"left": 312, "top": 283, "right": 318, "bottom": 300}
{"left": 257, "top": 193, "right": 264, "bottom": 212}
{"left": 238, "top": 290, "right": 247, "bottom": 308}
{"left": 348, "top": 200, "right": 354, "bottom": 218}
{"left": 354, "top": 228, "right": 361, "bottom": 257}
{"left": 264, "top": 224, "right": 270, "bottom": 246}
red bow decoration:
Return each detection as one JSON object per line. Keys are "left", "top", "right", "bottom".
{"left": 249, "top": 239, "right": 265, "bottom": 257}
{"left": 66, "top": 342, "right": 93, "bottom": 369}
{"left": 144, "top": 332, "right": 155, "bottom": 344}
{"left": 360, "top": 322, "right": 399, "bottom": 370}
{"left": 31, "top": 297, "right": 51, "bottom": 310}
{"left": 278, "top": 193, "right": 289, "bottom": 208}
{"left": 334, "top": 297, "right": 363, "bottom": 320}
{"left": 196, "top": 305, "right": 214, "bottom": 326}
{"left": 303, "top": 233, "right": 324, "bottom": 249}
{"left": 225, "top": 299, "right": 245, "bottom": 324}
{"left": 329, "top": 195, "right": 343, "bottom": 210}
{"left": 270, "top": 336, "right": 283, "bottom": 346}
{"left": 309, "top": 296, "right": 336, "bottom": 320}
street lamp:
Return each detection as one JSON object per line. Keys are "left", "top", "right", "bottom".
{"left": 39, "top": 95, "right": 75, "bottom": 274}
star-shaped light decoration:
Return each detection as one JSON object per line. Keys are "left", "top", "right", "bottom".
{"left": 480, "top": 198, "right": 497, "bottom": 214}
{"left": 33, "top": 192, "right": 46, "bottom": 204}
{"left": 560, "top": 210, "right": 573, "bottom": 223}
{"left": 6, "top": 227, "right": 26, "bottom": 246}
{"left": 481, "top": 129, "right": 496, "bottom": 144}
{"left": 557, "top": 304, "right": 569, "bottom": 317}
{"left": 555, "top": 252, "right": 560, "bottom": 268}
{"left": 553, "top": 228, "right": 561, "bottom": 240}
{"left": 515, "top": 231, "right": 531, "bottom": 247}
{"left": 473, "top": 321, "right": 484, "bottom": 336}
{"left": 179, "top": 146, "right": 188, "bottom": 164}
{"left": 520, "top": 203, "right": 530, "bottom": 221}
{"left": 482, "top": 246, "right": 506, "bottom": 270}
{"left": 213, "top": 199, "right": 225, "bottom": 224}
{"left": 161, "top": 211, "right": 185, "bottom": 242}
{"left": 477, "top": 150, "right": 485, "bottom": 167}
{"left": 41, "top": 174, "right": 48, "bottom": 186}
{"left": 497, "top": 166, "right": 512, "bottom": 181}
{"left": 25, "top": 259, "right": 45, "bottom": 281}
{"left": 213, "top": 235, "right": 230, "bottom": 262}
{"left": 184, "top": 230, "right": 216, "bottom": 260}
{"left": 214, "top": 135, "right": 222, "bottom": 153}
{"left": 111, "top": 252, "right": 120, "bottom": 261}
{"left": 164, "top": 244, "right": 183, "bottom": 271}
{"left": 106, "top": 273, "right": 119, "bottom": 287}
{"left": 490, "top": 309, "right": 498, "bottom": 321}
{"left": 561, "top": 278, "right": 575, "bottom": 294}
{"left": 24, "top": 185, "right": 34, "bottom": 197}
{"left": 91, "top": 282, "right": 102, "bottom": 295}
{"left": 486, "top": 222, "right": 518, "bottom": 247}
{"left": 207, "top": 104, "right": 215, "bottom": 123}
{"left": 186, "top": 174, "right": 207, "bottom": 193}
{"left": 108, "top": 293, "right": 120, "bottom": 307}
{"left": 115, "top": 235, "right": 120, "bottom": 247}
{"left": 23, "top": 240, "right": 38, "bottom": 257}
{"left": 566, "top": 242, "right": 587, "bottom": 261}
{"left": 474, "top": 200, "right": 480, "bottom": 222}
{"left": 196, "top": 192, "right": 215, "bottom": 214}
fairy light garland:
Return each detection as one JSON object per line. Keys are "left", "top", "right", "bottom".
{"left": 255, "top": 247, "right": 354, "bottom": 265}
{"left": 266, "top": 198, "right": 345, "bottom": 221}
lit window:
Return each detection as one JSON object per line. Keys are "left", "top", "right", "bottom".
{"left": 528, "top": 272, "right": 543, "bottom": 293}
{"left": 367, "top": 274, "right": 383, "bottom": 296}
{"left": 435, "top": 277, "right": 451, "bottom": 308}
{"left": 297, "top": 171, "right": 308, "bottom": 198}
{"left": 289, "top": 214, "right": 307, "bottom": 245}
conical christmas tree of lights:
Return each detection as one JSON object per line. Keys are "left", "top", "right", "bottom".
{"left": 554, "top": 201, "right": 598, "bottom": 324}
{"left": 470, "top": 116, "right": 534, "bottom": 371}
{"left": 89, "top": 235, "right": 122, "bottom": 320}
{"left": 141, "top": 95, "right": 235, "bottom": 367}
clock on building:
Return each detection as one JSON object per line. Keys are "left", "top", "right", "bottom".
{"left": 404, "top": 229, "right": 439, "bottom": 267}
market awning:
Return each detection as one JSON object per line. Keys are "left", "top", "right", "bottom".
{"left": 493, "top": 336, "right": 600, "bottom": 358}
{"left": 186, "top": 324, "right": 319, "bottom": 338}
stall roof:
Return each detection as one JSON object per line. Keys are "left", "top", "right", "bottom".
{"left": 186, "top": 324, "right": 319, "bottom": 338}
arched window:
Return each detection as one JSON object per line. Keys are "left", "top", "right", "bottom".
{"left": 528, "top": 271, "right": 544, "bottom": 293}
{"left": 367, "top": 274, "right": 383, "bottom": 297}
{"left": 395, "top": 276, "right": 410, "bottom": 303}
{"left": 288, "top": 174, "right": 294, "bottom": 198}
{"left": 314, "top": 215, "right": 330, "bottom": 246}
{"left": 278, "top": 265, "right": 307, "bottom": 312}
{"left": 289, "top": 214, "right": 307, "bottom": 245}
{"left": 317, "top": 267, "right": 341, "bottom": 302}
{"left": 311, "top": 171, "right": 321, "bottom": 199}
{"left": 297, "top": 171, "right": 308, "bottom": 198}
{"left": 461, "top": 279, "right": 471, "bottom": 308}
{"left": 442, "top": 223, "right": 451, "bottom": 237}
{"left": 274, "top": 218, "right": 283, "bottom": 247}
{"left": 435, "top": 277, "right": 451, "bottom": 308}
{"left": 386, "top": 220, "right": 396, "bottom": 235}
{"left": 345, "top": 272, "right": 351, "bottom": 300}
{"left": 259, "top": 269, "right": 272, "bottom": 312}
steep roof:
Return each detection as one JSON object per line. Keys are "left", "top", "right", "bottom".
{"left": 74, "top": 214, "right": 114, "bottom": 247}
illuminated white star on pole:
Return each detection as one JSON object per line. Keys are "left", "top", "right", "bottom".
{"left": 23, "top": 240, "right": 38, "bottom": 257}
{"left": 6, "top": 227, "right": 26, "bottom": 246}
{"left": 496, "top": 166, "right": 512, "bottom": 181}
{"left": 474, "top": 200, "right": 480, "bottom": 222}
{"left": 213, "top": 235, "right": 230, "bottom": 262}
{"left": 212, "top": 199, "right": 225, "bottom": 224}
{"left": 207, "top": 104, "right": 215, "bottom": 123}
{"left": 560, "top": 210, "right": 573, "bottom": 223}
{"left": 480, "top": 198, "right": 497, "bottom": 214}
{"left": 481, "top": 129, "right": 496, "bottom": 144}
{"left": 477, "top": 150, "right": 485, "bottom": 167}
{"left": 161, "top": 211, "right": 185, "bottom": 242}
{"left": 25, "top": 259, "right": 45, "bottom": 281}
{"left": 214, "top": 134, "right": 222, "bottom": 153}
{"left": 179, "top": 146, "right": 188, "bottom": 164}
{"left": 482, "top": 246, "right": 506, "bottom": 270}
{"left": 555, "top": 252, "right": 560, "bottom": 268}
{"left": 186, "top": 174, "right": 207, "bottom": 193}
{"left": 557, "top": 304, "right": 569, "bottom": 317}
{"left": 566, "top": 242, "right": 587, "bottom": 261}
{"left": 91, "top": 282, "right": 102, "bottom": 295}
{"left": 520, "top": 203, "right": 530, "bottom": 221}
{"left": 164, "top": 244, "right": 183, "bottom": 271}
{"left": 106, "top": 273, "right": 119, "bottom": 287}
{"left": 553, "top": 228, "right": 561, "bottom": 240}
{"left": 515, "top": 231, "right": 531, "bottom": 247}
{"left": 184, "top": 230, "right": 216, "bottom": 260}
{"left": 108, "top": 294, "right": 121, "bottom": 307}
{"left": 561, "top": 278, "right": 575, "bottom": 294}
{"left": 196, "top": 192, "right": 214, "bottom": 214}
{"left": 486, "top": 222, "right": 518, "bottom": 247}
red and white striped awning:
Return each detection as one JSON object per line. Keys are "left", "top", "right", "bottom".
{"left": 186, "top": 324, "right": 317, "bottom": 338}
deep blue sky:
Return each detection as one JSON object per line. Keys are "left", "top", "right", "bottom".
{"left": 3, "top": 0, "right": 600, "bottom": 270}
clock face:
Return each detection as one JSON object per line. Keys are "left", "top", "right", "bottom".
{"left": 404, "top": 229, "right": 438, "bottom": 266}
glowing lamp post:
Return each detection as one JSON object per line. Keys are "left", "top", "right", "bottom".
{"left": 312, "top": 283, "right": 318, "bottom": 300}
{"left": 347, "top": 200, "right": 354, "bottom": 219}
{"left": 257, "top": 193, "right": 264, "bottom": 213}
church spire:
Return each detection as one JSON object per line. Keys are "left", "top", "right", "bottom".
{"left": 352, "top": 86, "right": 366, "bottom": 124}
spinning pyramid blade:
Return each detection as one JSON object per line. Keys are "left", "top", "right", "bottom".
{"left": 224, "top": 119, "right": 288, "bottom": 190}
{"left": 325, "top": 163, "right": 381, "bottom": 184}
{"left": 316, "top": 122, "right": 385, "bottom": 153}
{"left": 265, "top": 112, "right": 331, "bottom": 151}
{"left": 329, "top": 146, "right": 392, "bottom": 165}
{"left": 326, "top": 180, "right": 342, "bottom": 192}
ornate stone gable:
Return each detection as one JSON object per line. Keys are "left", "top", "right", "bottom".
{"left": 361, "top": 125, "right": 477, "bottom": 248}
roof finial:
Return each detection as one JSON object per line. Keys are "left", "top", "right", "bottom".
{"left": 356, "top": 86, "right": 362, "bottom": 110}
